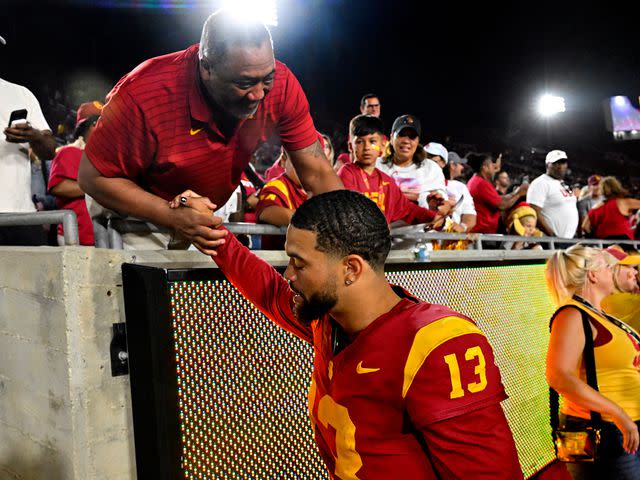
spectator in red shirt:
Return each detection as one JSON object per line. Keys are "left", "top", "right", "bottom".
{"left": 338, "top": 115, "right": 447, "bottom": 226}
{"left": 48, "top": 101, "right": 103, "bottom": 245}
{"left": 583, "top": 176, "right": 640, "bottom": 240}
{"left": 466, "top": 152, "right": 528, "bottom": 233}
{"left": 78, "top": 9, "right": 341, "bottom": 253}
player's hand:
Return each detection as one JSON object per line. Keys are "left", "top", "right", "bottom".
{"left": 4, "top": 123, "right": 41, "bottom": 144}
{"left": 169, "top": 190, "right": 227, "bottom": 256}
{"left": 612, "top": 407, "right": 639, "bottom": 454}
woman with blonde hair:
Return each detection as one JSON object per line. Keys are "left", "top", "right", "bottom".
{"left": 583, "top": 176, "right": 640, "bottom": 239}
{"left": 546, "top": 244, "right": 640, "bottom": 478}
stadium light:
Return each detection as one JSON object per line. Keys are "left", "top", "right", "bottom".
{"left": 537, "top": 94, "right": 566, "bottom": 117}
{"left": 221, "top": 0, "right": 278, "bottom": 26}
{"left": 614, "top": 96, "right": 627, "bottom": 107}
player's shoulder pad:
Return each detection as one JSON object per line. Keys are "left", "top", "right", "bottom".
{"left": 402, "top": 312, "right": 487, "bottom": 398}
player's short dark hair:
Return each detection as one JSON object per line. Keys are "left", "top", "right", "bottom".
{"left": 349, "top": 114, "right": 385, "bottom": 139}
{"left": 360, "top": 93, "right": 379, "bottom": 108}
{"left": 200, "top": 9, "right": 273, "bottom": 67}
{"left": 291, "top": 190, "right": 391, "bottom": 271}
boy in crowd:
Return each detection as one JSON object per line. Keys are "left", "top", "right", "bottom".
{"left": 338, "top": 115, "right": 449, "bottom": 225}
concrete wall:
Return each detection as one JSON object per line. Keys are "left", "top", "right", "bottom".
{"left": 0, "top": 247, "right": 215, "bottom": 480}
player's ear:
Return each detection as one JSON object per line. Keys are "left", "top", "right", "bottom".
{"left": 342, "top": 254, "right": 365, "bottom": 286}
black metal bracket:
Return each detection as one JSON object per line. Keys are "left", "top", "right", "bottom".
{"left": 110, "top": 322, "right": 129, "bottom": 376}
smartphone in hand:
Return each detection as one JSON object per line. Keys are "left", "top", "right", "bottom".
{"left": 8, "top": 109, "right": 28, "bottom": 128}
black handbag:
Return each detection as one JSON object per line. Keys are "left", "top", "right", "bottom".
{"left": 549, "top": 306, "right": 602, "bottom": 463}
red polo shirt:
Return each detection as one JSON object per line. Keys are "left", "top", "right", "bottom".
{"left": 467, "top": 174, "right": 502, "bottom": 233}
{"left": 85, "top": 45, "right": 318, "bottom": 207}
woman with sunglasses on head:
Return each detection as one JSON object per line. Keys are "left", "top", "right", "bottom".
{"left": 546, "top": 244, "right": 640, "bottom": 479}
{"left": 376, "top": 115, "right": 446, "bottom": 207}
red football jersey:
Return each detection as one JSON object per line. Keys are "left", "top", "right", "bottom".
{"left": 255, "top": 173, "right": 308, "bottom": 218}
{"left": 213, "top": 232, "right": 523, "bottom": 480}
{"left": 338, "top": 163, "right": 436, "bottom": 225}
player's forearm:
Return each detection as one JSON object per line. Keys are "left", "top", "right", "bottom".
{"left": 213, "top": 231, "right": 311, "bottom": 341}
{"left": 424, "top": 404, "right": 523, "bottom": 479}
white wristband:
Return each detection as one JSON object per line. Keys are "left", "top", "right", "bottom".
{"left": 459, "top": 222, "right": 468, "bottom": 232}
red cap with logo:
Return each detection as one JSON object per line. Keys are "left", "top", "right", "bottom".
{"left": 76, "top": 101, "right": 103, "bottom": 128}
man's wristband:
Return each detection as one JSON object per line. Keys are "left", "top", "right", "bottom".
{"left": 459, "top": 222, "right": 468, "bottom": 232}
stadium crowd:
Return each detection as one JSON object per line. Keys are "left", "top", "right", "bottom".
{"left": 2, "top": 90, "right": 638, "bottom": 249}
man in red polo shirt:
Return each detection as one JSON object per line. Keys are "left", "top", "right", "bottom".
{"left": 466, "top": 152, "right": 528, "bottom": 234}
{"left": 78, "top": 9, "right": 341, "bottom": 252}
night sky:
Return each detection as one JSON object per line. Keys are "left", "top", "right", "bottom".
{"left": 2, "top": 1, "right": 639, "bottom": 162}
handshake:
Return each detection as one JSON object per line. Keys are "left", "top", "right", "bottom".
{"left": 168, "top": 190, "right": 228, "bottom": 256}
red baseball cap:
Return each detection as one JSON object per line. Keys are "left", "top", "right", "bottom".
{"left": 76, "top": 101, "right": 103, "bottom": 128}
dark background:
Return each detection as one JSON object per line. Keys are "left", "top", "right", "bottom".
{"left": 2, "top": 0, "right": 639, "bottom": 176}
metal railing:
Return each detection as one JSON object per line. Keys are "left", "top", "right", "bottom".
{"left": 0, "top": 210, "right": 79, "bottom": 245}
{"left": 99, "top": 217, "right": 640, "bottom": 252}
{"left": 389, "top": 225, "right": 640, "bottom": 251}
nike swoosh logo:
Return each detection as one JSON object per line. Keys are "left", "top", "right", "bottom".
{"left": 356, "top": 361, "right": 380, "bottom": 374}
{"left": 190, "top": 128, "right": 203, "bottom": 136}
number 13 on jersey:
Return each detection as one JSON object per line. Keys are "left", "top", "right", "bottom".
{"left": 444, "top": 346, "right": 487, "bottom": 399}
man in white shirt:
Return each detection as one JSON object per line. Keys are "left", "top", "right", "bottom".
{"left": 1, "top": 76, "right": 57, "bottom": 244}
{"left": 526, "top": 150, "right": 578, "bottom": 238}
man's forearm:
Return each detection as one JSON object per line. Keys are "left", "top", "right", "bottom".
{"left": 30, "top": 131, "right": 57, "bottom": 160}
{"left": 530, "top": 206, "right": 554, "bottom": 236}
{"left": 289, "top": 140, "right": 343, "bottom": 195}
{"left": 51, "top": 179, "right": 85, "bottom": 199}
{"left": 78, "top": 155, "right": 174, "bottom": 226}
{"left": 497, "top": 190, "right": 523, "bottom": 211}
{"left": 85, "top": 175, "right": 175, "bottom": 226}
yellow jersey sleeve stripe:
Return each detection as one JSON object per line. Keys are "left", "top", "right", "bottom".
{"left": 265, "top": 179, "right": 293, "bottom": 209}
{"left": 402, "top": 316, "right": 485, "bottom": 398}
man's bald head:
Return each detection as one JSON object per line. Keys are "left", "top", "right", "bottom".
{"left": 199, "top": 9, "right": 273, "bottom": 68}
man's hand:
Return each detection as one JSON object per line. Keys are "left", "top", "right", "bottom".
{"left": 515, "top": 183, "right": 529, "bottom": 197}
{"left": 5, "top": 123, "right": 42, "bottom": 143}
{"left": 168, "top": 190, "right": 228, "bottom": 256}
{"left": 4, "top": 123, "right": 56, "bottom": 159}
